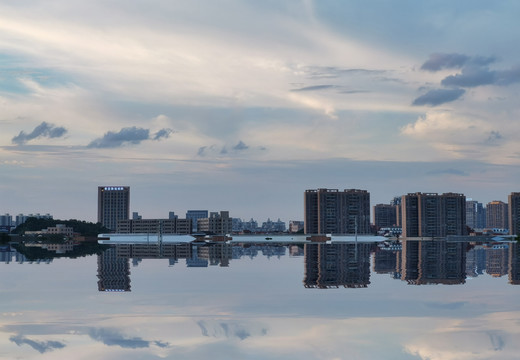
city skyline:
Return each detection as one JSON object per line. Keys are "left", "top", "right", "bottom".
{"left": 2, "top": 2, "right": 520, "bottom": 222}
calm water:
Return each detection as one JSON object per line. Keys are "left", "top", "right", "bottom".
{"left": 1, "top": 240, "right": 519, "bottom": 360}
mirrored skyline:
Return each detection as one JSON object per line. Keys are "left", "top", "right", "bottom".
{"left": 1, "top": 240, "right": 520, "bottom": 359}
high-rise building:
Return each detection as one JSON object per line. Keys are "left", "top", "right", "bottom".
{"left": 508, "top": 193, "right": 520, "bottom": 235}
{"left": 373, "top": 204, "right": 398, "bottom": 229}
{"left": 304, "top": 188, "right": 370, "bottom": 235}
{"left": 486, "top": 200, "right": 508, "bottom": 230}
{"left": 466, "top": 200, "right": 486, "bottom": 230}
{"left": 97, "top": 186, "right": 130, "bottom": 231}
{"left": 401, "top": 192, "right": 466, "bottom": 238}
{"left": 186, "top": 210, "right": 209, "bottom": 232}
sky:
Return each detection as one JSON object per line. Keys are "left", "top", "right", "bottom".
{"left": 1, "top": 0, "right": 520, "bottom": 223}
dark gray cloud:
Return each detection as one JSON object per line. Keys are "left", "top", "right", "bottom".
{"left": 10, "top": 335, "right": 65, "bottom": 353}
{"left": 153, "top": 128, "right": 173, "bottom": 140}
{"left": 487, "top": 130, "right": 503, "bottom": 143}
{"left": 197, "top": 146, "right": 207, "bottom": 156}
{"left": 197, "top": 321, "right": 258, "bottom": 341}
{"left": 421, "top": 53, "right": 496, "bottom": 72}
{"left": 233, "top": 141, "right": 248, "bottom": 151}
{"left": 441, "top": 66, "right": 496, "bottom": 87}
{"left": 487, "top": 331, "right": 505, "bottom": 351}
{"left": 420, "top": 53, "right": 471, "bottom": 72}
{"left": 88, "top": 328, "right": 150, "bottom": 349}
{"left": 87, "top": 126, "right": 172, "bottom": 148}
{"left": 12, "top": 121, "right": 67, "bottom": 145}
{"left": 441, "top": 66, "right": 520, "bottom": 88}
{"left": 421, "top": 53, "right": 519, "bottom": 90}
{"left": 412, "top": 88, "right": 465, "bottom": 106}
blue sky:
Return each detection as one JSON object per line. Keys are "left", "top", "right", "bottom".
{"left": 1, "top": 1, "right": 520, "bottom": 222}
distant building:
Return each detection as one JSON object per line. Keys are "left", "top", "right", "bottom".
{"left": 401, "top": 192, "right": 466, "bottom": 238}
{"left": 390, "top": 197, "right": 402, "bottom": 227}
{"left": 197, "top": 211, "right": 232, "bottom": 234}
{"left": 117, "top": 218, "right": 192, "bottom": 235}
{"left": 289, "top": 220, "right": 304, "bottom": 233}
{"left": 260, "top": 218, "right": 286, "bottom": 232}
{"left": 25, "top": 223, "right": 75, "bottom": 237}
{"left": 186, "top": 210, "right": 208, "bottom": 232}
{"left": 509, "top": 193, "right": 520, "bottom": 236}
{"left": 14, "top": 213, "right": 53, "bottom": 227}
{"left": 373, "top": 204, "right": 398, "bottom": 229}
{"left": 0, "top": 214, "right": 13, "bottom": 227}
{"left": 304, "top": 188, "right": 370, "bottom": 235}
{"left": 466, "top": 200, "right": 486, "bottom": 230}
{"left": 486, "top": 200, "right": 508, "bottom": 230}
{"left": 97, "top": 186, "right": 130, "bottom": 231}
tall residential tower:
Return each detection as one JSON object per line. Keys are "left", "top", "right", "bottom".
{"left": 304, "top": 188, "right": 370, "bottom": 235}
{"left": 509, "top": 193, "right": 520, "bottom": 236}
{"left": 401, "top": 192, "right": 466, "bottom": 238}
{"left": 97, "top": 186, "right": 130, "bottom": 231}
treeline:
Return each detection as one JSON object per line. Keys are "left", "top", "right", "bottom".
{"left": 11, "top": 241, "right": 109, "bottom": 261}
{"left": 13, "top": 217, "right": 110, "bottom": 236}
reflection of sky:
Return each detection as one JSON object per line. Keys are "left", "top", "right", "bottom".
{"left": 1, "top": 254, "right": 519, "bottom": 359}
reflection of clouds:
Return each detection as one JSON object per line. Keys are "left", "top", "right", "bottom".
{"left": 404, "top": 313, "right": 520, "bottom": 360}
{"left": 88, "top": 328, "right": 156, "bottom": 349}
{"left": 2, "top": 312, "right": 520, "bottom": 359}
{"left": 9, "top": 334, "right": 65, "bottom": 353}
{"left": 197, "top": 320, "right": 268, "bottom": 340}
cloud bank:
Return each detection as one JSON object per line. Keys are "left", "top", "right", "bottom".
{"left": 87, "top": 126, "right": 173, "bottom": 148}
{"left": 10, "top": 334, "right": 66, "bottom": 354}
{"left": 413, "top": 53, "right": 520, "bottom": 106}
{"left": 12, "top": 122, "right": 67, "bottom": 145}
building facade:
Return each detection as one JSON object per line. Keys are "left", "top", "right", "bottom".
{"left": 401, "top": 192, "right": 466, "bottom": 238}
{"left": 373, "top": 204, "right": 398, "bottom": 229}
{"left": 466, "top": 200, "right": 486, "bottom": 230}
{"left": 116, "top": 218, "right": 192, "bottom": 235}
{"left": 186, "top": 210, "right": 209, "bottom": 232}
{"left": 197, "top": 211, "right": 232, "bottom": 234}
{"left": 97, "top": 186, "right": 130, "bottom": 231}
{"left": 486, "top": 200, "right": 508, "bottom": 230}
{"left": 509, "top": 193, "right": 520, "bottom": 236}
{"left": 304, "top": 189, "right": 371, "bottom": 235}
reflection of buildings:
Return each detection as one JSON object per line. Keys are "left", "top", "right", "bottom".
{"left": 465, "top": 246, "right": 486, "bottom": 277}
{"left": 303, "top": 243, "right": 372, "bottom": 288}
{"left": 304, "top": 188, "right": 371, "bottom": 235}
{"left": 97, "top": 186, "right": 130, "bottom": 231}
{"left": 373, "top": 248, "right": 401, "bottom": 279}
{"left": 485, "top": 244, "right": 509, "bottom": 278}
{"left": 401, "top": 192, "right": 466, "bottom": 238}
{"left": 0, "top": 245, "right": 51, "bottom": 264}
{"left": 373, "top": 204, "right": 398, "bottom": 229}
{"left": 509, "top": 242, "right": 520, "bottom": 284}
{"left": 401, "top": 240, "right": 466, "bottom": 285}
{"left": 97, "top": 247, "right": 131, "bottom": 292}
